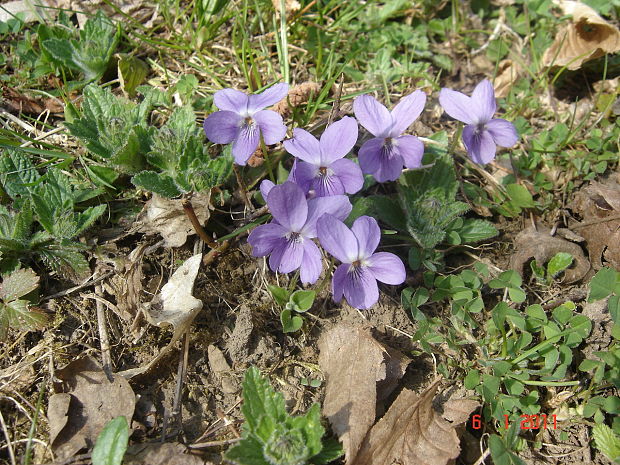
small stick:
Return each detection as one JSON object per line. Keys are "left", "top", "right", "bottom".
{"left": 42, "top": 271, "right": 113, "bottom": 301}
{"left": 95, "top": 283, "right": 113, "bottom": 382}
{"left": 232, "top": 165, "right": 254, "bottom": 211}
{"left": 172, "top": 330, "right": 190, "bottom": 431}
{"left": 0, "top": 408, "right": 16, "bottom": 465}
{"left": 571, "top": 214, "right": 620, "bottom": 229}
{"left": 182, "top": 199, "right": 218, "bottom": 248}
{"left": 327, "top": 73, "right": 344, "bottom": 127}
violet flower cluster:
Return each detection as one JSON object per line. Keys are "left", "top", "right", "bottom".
{"left": 204, "top": 80, "right": 518, "bottom": 309}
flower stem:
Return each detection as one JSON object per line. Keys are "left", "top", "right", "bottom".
{"left": 288, "top": 269, "right": 300, "bottom": 294}
{"left": 232, "top": 164, "right": 254, "bottom": 211}
{"left": 182, "top": 199, "right": 218, "bottom": 248}
{"left": 259, "top": 133, "right": 275, "bottom": 183}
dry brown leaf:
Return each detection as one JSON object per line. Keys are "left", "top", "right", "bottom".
{"left": 542, "top": 0, "right": 620, "bottom": 70}
{"left": 352, "top": 380, "right": 478, "bottom": 465}
{"left": 494, "top": 59, "right": 522, "bottom": 98}
{"left": 1, "top": 85, "right": 64, "bottom": 115}
{"left": 125, "top": 443, "right": 207, "bottom": 465}
{"left": 105, "top": 242, "right": 149, "bottom": 325}
{"left": 48, "top": 357, "right": 135, "bottom": 461}
{"left": 136, "top": 192, "right": 211, "bottom": 248}
{"left": 510, "top": 225, "right": 590, "bottom": 283}
{"left": 318, "top": 323, "right": 410, "bottom": 463}
{"left": 273, "top": 81, "right": 321, "bottom": 117}
{"left": 119, "top": 254, "right": 203, "bottom": 378}
{"left": 271, "top": 0, "right": 301, "bottom": 18}
{"left": 571, "top": 178, "right": 620, "bottom": 269}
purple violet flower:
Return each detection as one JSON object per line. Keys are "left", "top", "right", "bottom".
{"left": 248, "top": 181, "right": 352, "bottom": 284}
{"left": 283, "top": 117, "right": 363, "bottom": 197}
{"left": 203, "top": 83, "right": 289, "bottom": 166}
{"left": 353, "top": 91, "right": 426, "bottom": 182}
{"left": 439, "top": 79, "right": 518, "bottom": 165}
{"left": 317, "top": 214, "right": 405, "bottom": 309}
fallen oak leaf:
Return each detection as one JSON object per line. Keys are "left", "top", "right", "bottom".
{"left": 48, "top": 357, "right": 135, "bottom": 461}
{"left": 352, "top": 379, "right": 478, "bottom": 465}
{"left": 318, "top": 323, "right": 410, "bottom": 463}
{"left": 542, "top": 0, "right": 620, "bottom": 70}
{"left": 571, "top": 178, "right": 620, "bottom": 270}
{"left": 119, "top": 253, "right": 203, "bottom": 379}
{"left": 509, "top": 225, "right": 590, "bottom": 283}
{"left": 136, "top": 192, "right": 211, "bottom": 248}
{"left": 124, "top": 443, "right": 208, "bottom": 465}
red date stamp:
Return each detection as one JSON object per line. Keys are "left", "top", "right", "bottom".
{"left": 471, "top": 414, "right": 558, "bottom": 430}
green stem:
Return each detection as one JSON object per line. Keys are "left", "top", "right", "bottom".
{"left": 510, "top": 325, "right": 587, "bottom": 366}
{"left": 259, "top": 134, "right": 275, "bottom": 183}
{"left": 288, "top": 269, "right": 300, "bottom": 294}
{"left": 517, "top": 379, "right": 581, "bottom": 387}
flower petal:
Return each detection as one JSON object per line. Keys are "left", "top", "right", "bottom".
{"left": 358, "top": 138, "right": 384, "bottom": 175}
{"left": 395, "top": 135, "right": 424, "bottom": 169}
{"left": 351, "top": 216, "right": 380, "bottom": 259}
{"left": 319, "top": 116, "right": 358, "bottom": 165}
{"left": 389, "top": 90, "right": 427, "bottom": 137}
{"left": 300, "top": 240, "right": 322, "bottom": 284}
{"left": 301, "top": 195, "right": 352, "bottom": 237}
{"left": 289, "top": 160, "right": 316, "bottom": 194}
{"left": 284, "top": 128, "right": 321, "bottom": 164}
{"left": 213, "top": 89, "right": 248, "bottom": 113}
{"left": 267, "top": 181, "right": 308, "bottom": 231}
{"left": 247, "top": 222, "right": 287, "bottom": 256}
{"left": 486, "top": 118, "right": 518, "bottom": 147}
{"left": 259, "top": 179, "right": 275, "bottom": 201}
{"left": 254, "top": 110, "right": 287, "bottom": 144}
{"left": 330, "top": 158, "right": 364, "bottom": 194}
{"left": 353, "top": 95, "right": 392, "bottom": 137}
{"left": 312, "top": 172, "right": 345, "bottom": 197}
{"left": 373, "top": 152, "right": 403, "bottom": 182}
{"left": 471, "top": 79, "right": 496, "bottom": 123}
{"left": 439, "top": 88, "right": 475, "bottom": 125}
{"left": 343, "top": 267, "right": 379, "bottom": 309}
{"left": 317, "top": 214, "right": 358, "bottom": 263}
{"left": 247, "top": 83, "right": 289, "bottom": 113}
{"left": 367, "top": 252, "right": 406, "bottom": 285}
{"left": 231, "top": 123, "right": 260, "bottom": 165}
{"left": 332, "top": 263, "right": 349, "bottom": 303}
{"left": 462, "top": 125, "right": 497, "bottom": 164}
{"left": 269, "top": 238, "right": 303, "bottom": 274}
{"left": 203, "top": 111, "right": 242, "bottom": 144}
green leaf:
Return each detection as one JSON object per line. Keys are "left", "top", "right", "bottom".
{"left": 0, "top": 300, "right": 48, "bottom": 339}
{"left": 547, "top": 252, "right": 573, "bottom": 279}
{"left": 117, "top": 54, "right": 149, "bottom": 97}
{"left": 609, "top": 295, "right": 620, "bottom": 324}
{"left": 281, "top": 309, "right": 303, "bottom": 333}
{"left": 225, "top": 435, "right": 271, "bottom": 465}
{"left": 0, "top": 268, "right": 39, "bottom": 301}
{"left": 289, "top": 290, "right": 315, "bottom": 312}
{"left": 91, "top": 416, "right": 129, "bottom": 465}
{"left": 589, "top": 267, "right": 620, "bottom": 302}
{"left": 464, "top": 369, "right": 480, "bottom": 389}
{"left": 131, "top": 171, "right": 182, "bottom": 198}
{"left": 241, "top": 366, "right": 287, "bottom": 433}
{"left": 310, "top": 437, "right": 343, "bottom": 464}
{"left": 454, "top": 218, "right": 498, "bottom": 244}
{"left": 0, "top": 150, "right": 40, "bottom": 199}
{"left": 267, "top": 285, "right": 289, "bottom": 307}
{"left": 592, "top": 423, "right": 620, "bottom": 463}
{"left": 398, "top": 154, "right": 469, "bottom": 249}
{"left": 505, "top": 183, "right": 535, "bottom": 209}
{"left": 489, "top": 434, "right": 525, "bottom": 465}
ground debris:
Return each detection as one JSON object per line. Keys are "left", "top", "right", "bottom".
{"left": 124, "top": 442, "right": 208, "bottom": 465}
{"left": 571, "top": 177, "right": 620, "bottom": 270}
{"left": 48, "top": 356, "right": 135, "bottom": 461}
{"left": 509, "top": 225, "right": 590, "bottom": 283}
{"left": 318, "top": 322, "right": 410, "bottom": 463}
{"left": 119, "top": 254, "right": 202, "bottom": 378}
{"left": 135, "top": 192, "right": 211, "bottom": 248}
{"left": 543, "top": 0, "right": 620, "bottom": 70}
{"left": 352, "top": 379, "right": 478, "bottom": 465}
